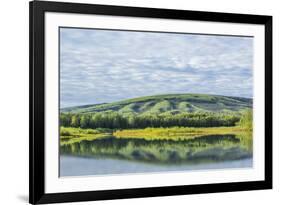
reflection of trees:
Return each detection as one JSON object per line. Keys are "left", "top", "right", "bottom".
{"left": 61, "top": 134, "right": 252, "bottom": 164}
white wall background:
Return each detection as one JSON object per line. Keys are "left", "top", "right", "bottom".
{"left": 0, "top": 0, "right": 279, "bottom": 204}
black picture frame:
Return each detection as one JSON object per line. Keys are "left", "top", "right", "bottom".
{"left": 29, "top": 1, "right": 272, "bottom": 204}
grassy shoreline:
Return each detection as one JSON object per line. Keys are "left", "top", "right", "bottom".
{"left": 114, "top": 126, "right": 250, "bottom": 141}
{"left": 60, "top": 126, "right": 252, "bottom": 143}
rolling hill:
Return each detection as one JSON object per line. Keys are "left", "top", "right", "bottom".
{"left": 61, "top": 94, "right": 252, "bottom": 114}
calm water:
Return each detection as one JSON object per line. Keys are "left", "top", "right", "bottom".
{"left": 60, "top": 134, "right": 252, "bottom": 177}
{"left": 60, "top": 155, "right": 252, "bottom": 176}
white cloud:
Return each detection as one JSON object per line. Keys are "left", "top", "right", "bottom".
{"left": 60, "top": 28, "right": 253, "bottom": 107}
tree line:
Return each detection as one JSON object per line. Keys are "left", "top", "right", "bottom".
{"left": 60, "top": 111, "right": 241, "bottom": 129}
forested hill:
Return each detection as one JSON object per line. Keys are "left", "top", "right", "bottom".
{"left": 61, "top": 94, "right": 252, "bottom": 114}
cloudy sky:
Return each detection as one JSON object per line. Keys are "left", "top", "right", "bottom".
{"left": 60, "top": 28, "right": 253, "bottom": 108}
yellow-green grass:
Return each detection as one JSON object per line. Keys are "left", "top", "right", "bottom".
{"left": 60, "top": 126, "right": 252, "bottom": 144}
{"left": 60, "top": 127, "right": 112, "bottom": 145}
{"left": 113, "top": 126, "right": 251, "bottom": 141}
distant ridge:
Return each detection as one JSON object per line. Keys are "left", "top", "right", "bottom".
{"left": 61, "top": 93, "right": 252, "bottom": 114}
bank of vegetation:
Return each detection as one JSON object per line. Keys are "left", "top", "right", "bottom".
{"left": 60, "top": 111, "right": 242, "bottom": 129}
{"left": 60, "top": 94, "right": 253, "bottom": 151}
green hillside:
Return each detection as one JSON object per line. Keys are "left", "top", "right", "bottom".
{"left": 61, "top": 93, "right": 252, "bottom": 114}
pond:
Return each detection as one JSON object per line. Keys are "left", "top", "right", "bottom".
{"left": 60, "top": 134, "right": 253, "bottom": 177}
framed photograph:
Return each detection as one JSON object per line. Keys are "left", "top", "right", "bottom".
{"left": 29, "top": 1, "right": 272, "bottom": 204}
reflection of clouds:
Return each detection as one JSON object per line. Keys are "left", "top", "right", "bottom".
{"left": 60, "top": 28, "right": 253, "bottom": 108}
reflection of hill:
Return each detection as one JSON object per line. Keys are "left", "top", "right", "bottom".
{"left": 60, "top": 134, "right": 252, "bottom": 164}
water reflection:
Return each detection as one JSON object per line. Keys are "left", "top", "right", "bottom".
{"left": 60, "top": 134, "right": 252, "bottom": 164}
